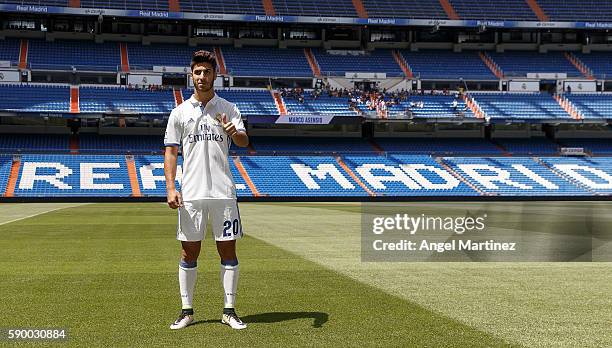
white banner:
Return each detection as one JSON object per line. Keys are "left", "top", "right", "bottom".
{"left": 153, "top": 66, "right": 189, "bottom": 73}
{"left": 345, "top": 72, "right": 387, "bottom": 79}
{"left": 0, "top": 70, "right": 20, "bottom": 82}
{"left": 509, "top": 80, "right": 540, "bottom": 92}
{"left": 526, "top": 73, "right": 567, "bottom": 79}
{"left": 0, "top": 61, "right": 11, "bottom": 68}
{"left": 275, "top": 114, "right": 335, "bottom": 124}
{"left": 127, "top": 74, "right": 162, "bottom": 86}
{"left": 564, "top": 80, "right": 597, "bottom": 93}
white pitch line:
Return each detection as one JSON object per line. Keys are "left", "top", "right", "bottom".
{"left": 0, "top": 203, "right": 89, "bottom": 226}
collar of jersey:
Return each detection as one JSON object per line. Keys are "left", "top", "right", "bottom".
{"left": 189, "top": 93, "right": 219, "bottom": 109}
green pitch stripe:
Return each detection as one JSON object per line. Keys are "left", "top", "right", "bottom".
{"left": 0, "top": 203, "right": 515, "bottom": 347}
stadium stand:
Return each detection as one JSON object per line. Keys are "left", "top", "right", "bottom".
{"left": 126, "top": 43, "right": 214, "bottom": 70}
{"left": 443, "top": 157, "right": 591, "bottom": 196}
{"left": 540, "top": 157, "right": 612, "bottom": 195}
{"left": 239, "top": 155, "right": 368, "bottom": 196}
{"left": 0, "top": 155, "right": 12, "bottom": 194}
{"left": 558, "top": 139, "right": 612, "bottom": 155}
{"left": 369, "top": 95, "right": 474, "bottom": 119}
{"left": 565, "top": 94, "right": 612, "bottom": 119}
{"left": 342, "top": 155, "right": 479, "bottom": 196}
{"left": 538, "top": 0, "right": 612, "bottom": 22}
{"left": 399, "top": 50, "right": 496, "bottom": 80}
{"left": 494, "top": 137, "right": 559, "bottom": 155}
{"left": 180, "top": 0, "right": 264, "bottom": 14}
{"left": 27, "top": 39, "right": 120, "bottom": 72}
{"left": 573, "top": 52, "right": 612, "bottom": 79}
{"left": 0, "top": 38, "right": 20, "bottom": 65}
{"left": 1, "top": 0, "right": 68, "bottom": 6}
{"left": 471, "top": 93, "right": 571, "bottom": 120}
{"left": 375, "top": 138, "right": 501, "bottom": 155}
{"left": 13, "top": 154, "right": 133, "bottom": 197}
{"left": 486, "top": 51, "right": 581, "bottom": 78}
{"left": 79, "top": 86, "right": 175, "bottom": 114}
{"left": 221, "top": 47, "right": 313, "bottom": 77}
{"left": 272, "top": 0, "right": 357, "bottom": 17}
{"left": 448, "top": 0, "right": 537, "bottom": 20}
{"left": 248, "top": 137, "right": 375, "bottom": 154}
{"left": 3, "top": 152, "right": 612, "bottom": 197}
{"left": 312, "top": 49, "right": 404, "bottom": 77}
{"left": 0, "top": 84, "right": 70, "bottom": 112}
{"left": 0, "top": 134, "right": 70, "bottom": 153}
{"left": 181, "top": 89, "right": 279, "bottom": 116}
{"left": 79, "top": 134, "right": 164, "bottom": 153}
{"left": 80, "top": 0, "right": 169, "bottom": 11}
{"left": 284, "top": 92, "right": 357, "bottom": 116}
{"left": 361, "top": 0, "right": 446, "bottom": 19}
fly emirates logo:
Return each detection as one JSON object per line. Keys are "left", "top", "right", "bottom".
{"left": 188, "top": 123, "right": 225, "bottom": 144}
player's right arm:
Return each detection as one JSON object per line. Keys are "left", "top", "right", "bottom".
{"left": 164, "top": 145, "right": 182, "bottom": 209}
{"left": 164, "top": 110, "right": 183, "bottom": 209}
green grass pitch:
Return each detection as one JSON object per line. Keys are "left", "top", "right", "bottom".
{"left": 0, "top": 202, "right": 610, "bottom": 347}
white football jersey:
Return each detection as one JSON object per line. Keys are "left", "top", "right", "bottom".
{"left": 164, "top": 94, "right": 246, "bottom": 201}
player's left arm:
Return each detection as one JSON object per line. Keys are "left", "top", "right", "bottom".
{"left": 220, "top": 105, "right": 249, "bottom": 147}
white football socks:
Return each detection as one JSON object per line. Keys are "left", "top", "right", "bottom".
{"left": 220, "top": 262, "right": 239, "bottom": 308}
{"left": 178, "top": 260, "right": 198, "bottom": 310}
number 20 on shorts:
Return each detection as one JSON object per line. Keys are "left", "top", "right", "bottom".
{"left": 222, "top": 219, "right": 241, "bottom": 237}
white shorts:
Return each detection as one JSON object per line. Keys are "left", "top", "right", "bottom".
{"left": 176, "top": 199, "right": 243, "bottom": 242}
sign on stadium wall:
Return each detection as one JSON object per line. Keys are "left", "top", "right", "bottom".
{"left": 3, "top": 4, "right": 612, "bottom": 30}
{"left": 127, "top": 74, "right": 162, "bottom": 86}
{"left": 0, "top": 70, "right": 21, "bottom": 82}
{"left": 564, "top": 81, "right": 597, "bottom": 93}
{"left": 5, "top": 156, "right": 612, "bottom": 198}
{"left": 508, "top": 81, "right": 540, "bottom": 92}
{"left": 275, "top": 114, "right": 336, "bottom": 124}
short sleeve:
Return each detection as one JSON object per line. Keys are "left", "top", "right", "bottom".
{"left": 164, "top": 109, "right": 182, "bottom": 147}
{"left": 229, "top": 104, "right": 246, "bottom": 133}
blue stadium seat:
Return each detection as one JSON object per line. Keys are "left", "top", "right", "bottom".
{"left": 81, "top": 0, "right": 169, "bottom": 11}
{"left": 400, "top": 50, "right": 495, "bottom": 80}
{"left": 494, "top": 138, "right": 559, "bottom": 155}
{"left": 0, "top": 134, "right": 70, "bottom": 152}
{"left": 313, "top": 49, "right": 403, "bottom": 77}
{"left": 471, "top": 93, "right": 571, "bottom": 120}
{"left": 272, "top": 0, "right": 356, "bottom": 17}
{"left": 0, "top": 38, "right": 21, "bottom": 65}
{"left": 486, "top": 51, "right": 581, "bottom": 78}
{"left": 127, "top": 43, "right": 212, "bottom": 70}
{"left": 538, "top": 0, "right": 612, "bottom": 22}
{"left": 14, "top": 154, "right": 133, "bottom": 197}
{"left": 180, "top": 0, "right": 264, "bottom": 14}
{"left": 0, "top": 155, "right": 12, "bottom": 194}
{"left": 28, "top": 39, "right": 120, "bottom": 72}
{"left": 444, "top": 157, "right": 589, "bottom": 196}
{"left": 376, "top": 138, "right": 501, "bottom": 155}
{"left": 0, "top": 84, "right": 70, "bottom": 112}
{"left": 574, "top": 52, "right": 612, "bottom": 80}
{"left": 182, "top": 89, "right": 278, "bottom": 116}
{"left": 565, "top": 94, "right": 612, "bottom": 119}
{"left": 80, "top": 86, "right": 175, "bottom": 114}
{"left": 222, "top": 47, "right": 313, "bottom": 77}
{"left": 362, "top": 0, "right": 445, "bottom": 19}
{"left": 449, "top": 0, "right": 537, "bottom": 20}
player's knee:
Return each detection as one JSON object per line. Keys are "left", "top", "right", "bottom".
{"left": 179, "top": 259, "right": 197, "bottom": 269}
{"left": 221, "top": 258, "right": 238, "bottom": 268}
{"left": 181, "top": 249, "right": 200, "bottom": 262}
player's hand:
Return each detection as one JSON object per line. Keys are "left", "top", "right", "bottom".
{"left": 167, "top": 189, "right": 183, "bottom": 209}
{"left": 218, "top": 114, "right": 238, "bottom": 137}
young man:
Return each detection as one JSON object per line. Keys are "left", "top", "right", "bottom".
{"left": 164, "top": 50, "right": 249, "bottom": 330}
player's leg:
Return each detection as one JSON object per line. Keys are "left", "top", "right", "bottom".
{"left": 211, "top": 200, "right": 246, "bottom": 330}
{"left": 171, "top": 200, "right": 206, "bottom": 330}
